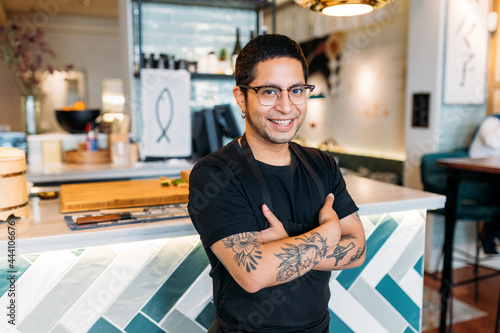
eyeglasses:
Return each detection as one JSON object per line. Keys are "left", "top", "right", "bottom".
{"left": 239, "top": 84, "right": 315, "bottom": 106}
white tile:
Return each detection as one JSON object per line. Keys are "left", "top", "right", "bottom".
{"left": 398, "top": 269, "right": 424, "bottom": 307}
{"left": 174, "top": 266, "right": 212, "bottom": 320}
{"left": 57, "top": 242, "right": 157, "bottom": 333}
{"left": 0, "top": 251, "right": 78, "bottom": 333}
{"left": 329, "top": 279, "right": 388, "bottom": 333}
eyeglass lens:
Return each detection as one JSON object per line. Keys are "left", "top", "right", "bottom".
{"left": 257, "top": 86, "right": 312, "bottom": 106}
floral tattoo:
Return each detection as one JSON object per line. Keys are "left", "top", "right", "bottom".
{"left": 223, "top": 232, "right": 262, "bottom": 272}
{"left": 274, "top": 232, "right": 328, "bottom": 282}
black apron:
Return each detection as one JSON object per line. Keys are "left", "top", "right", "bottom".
{"left": 209, "top": 134, "right": 329, "bottom": 333}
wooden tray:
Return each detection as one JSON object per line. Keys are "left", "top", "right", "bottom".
{"left": 59, "top": 179, "right": 189, "bottom": 213}
{"left": 65, "top": 149, "right": 111, "bottom": 164}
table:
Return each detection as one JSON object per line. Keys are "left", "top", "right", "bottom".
{"left": 436, "top": 156, "right": 500, "bottom": 333}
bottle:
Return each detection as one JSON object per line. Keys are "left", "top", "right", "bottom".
{"left": 158, "top": 54, "right": 167, "bottom": 69}
{"left": 85, "top": 122, "right": 98, "bottom": 152}
{"left": 219, "top": 48, "right": 230, "bottom": 74}
{"left": 232, "top": 28, "right": 242, "bottom": 72}
{"left": 250, "top": 27, "right": 255, "bottom": 40}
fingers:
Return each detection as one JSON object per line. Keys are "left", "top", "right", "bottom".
{"left": 260, "top": 204, "right": 289, "bottom": 243}
{"left": 319, "top": 193, "right": 338, "bottom": 225}
{"left": 262, "top": 204, "right": 279, "bottom": 227}
{"left": 324, "top": 193, "right": 334, "bottom": 205}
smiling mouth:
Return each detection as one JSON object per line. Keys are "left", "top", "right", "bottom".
{"left": 270, "top": 119, "right": 292, "bottom": 126}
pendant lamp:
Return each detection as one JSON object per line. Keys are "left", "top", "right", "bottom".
{"left": 295, "top": 0, "right": 394, "bottom": 17}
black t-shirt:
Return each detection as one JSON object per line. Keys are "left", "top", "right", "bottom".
{"left": 188, "top": 138, "right": 358, "bottom": 333}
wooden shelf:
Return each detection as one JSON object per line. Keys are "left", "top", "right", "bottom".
{"left": 137, "top": 0, "right": 275, "bottom": 11}
{"left": 190, "top": 73, "right": 235, "bottom": 80}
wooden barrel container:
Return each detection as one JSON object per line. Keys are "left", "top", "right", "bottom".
{"left": 0, "top": 148, "right": 29, "bottom": 221}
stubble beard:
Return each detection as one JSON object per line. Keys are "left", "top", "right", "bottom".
{"left": 245, "top": 109, "right": 302, "bottom": 144}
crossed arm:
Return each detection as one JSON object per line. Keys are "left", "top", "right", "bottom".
{"left": 211, "top": 194, "right": 366, "bottom": 293}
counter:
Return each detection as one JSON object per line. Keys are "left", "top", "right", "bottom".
{"left": 0, "top": 176, "right": 445, "bottom": 333}
{"left": 27, "top": 159, "right": 194, "bottom": 185}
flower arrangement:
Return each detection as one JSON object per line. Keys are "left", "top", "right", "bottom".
{"left": 0, "top": 12, "right": 72, "bottom": 96}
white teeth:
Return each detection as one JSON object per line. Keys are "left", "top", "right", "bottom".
{"left": 271, "top": 119, "right": 292, "bottom": 126}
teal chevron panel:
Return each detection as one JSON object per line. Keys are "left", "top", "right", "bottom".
{"left": 142, "top": 241, "right": 209, "bottom": 322}
{"left": 376, "top": 274, "right": 420, "bottom": 332}
{"left": 329, "top": 309, "right": 354, "bottom": 332}
{"left": 196, "top": 301, "right": 216, "bottom": 329}
{"left": 88, "top": 317, "right": 122, "bottom": 333}
{"left": 336, "top": 214, "right": 398, "bottom": 290}
{"left": 0, "top": 255, "right": 32, "bottom": 296}
{"left": 0, "top": 209, "right": 425, "bottom": 332}
{"left": 125, "top": 313, "right": 166, "bottom": 333}
{"left": 414, "top": 255, "right": 423, "bottom": 276}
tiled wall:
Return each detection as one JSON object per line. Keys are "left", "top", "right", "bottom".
{"left": 0, "top": 209, "right": 426, "bottom": 333}
{"left": 136, "top": 3, "right": 257, "bottom": 64}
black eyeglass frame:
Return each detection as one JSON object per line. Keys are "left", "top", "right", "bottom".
{"left": 238, "top": 84, "right": 316, "bottom": 106}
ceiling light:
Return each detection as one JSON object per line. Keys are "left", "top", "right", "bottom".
{"left": 295, "top": 0, "right": 394, "bottom": 17}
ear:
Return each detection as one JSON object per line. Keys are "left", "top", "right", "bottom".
{"left": 233, "top": 86, "right": 246, "bottom": 111}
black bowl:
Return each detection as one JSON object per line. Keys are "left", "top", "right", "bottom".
{"left": 55, "top": 110, "right": 100, "bottom": 133}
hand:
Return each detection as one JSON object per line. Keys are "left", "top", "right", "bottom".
{"left": 318, "top": 193, "right": 339, "bottom": 225}
{"left": 259, "top": 204, "right": 289, "bottom": 243}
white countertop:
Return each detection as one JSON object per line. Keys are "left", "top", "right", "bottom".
{"left": 0, "top": 175, "right": 445, "bottom": 255}
{"left": 27, "top": 159, "right": 194, "bottom": 184}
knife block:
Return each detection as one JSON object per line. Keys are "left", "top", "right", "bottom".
{"left": 65, "top": 142, "right": 111, "bottom": 164}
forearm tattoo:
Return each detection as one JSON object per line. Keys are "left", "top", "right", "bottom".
{"left": 327, "top": 241, "right": 355, "bottom": 265}
{"left": 223, "top": 232, "right": 262, "bottom": 272}
{"left": 326, "top": 211, "right": 366, "bottom": 267}
{"left": 345, "top": 246, "right": 365, "bottom": 266}
{"left": 274, "top": 232, "right": 329, "bottom": 282}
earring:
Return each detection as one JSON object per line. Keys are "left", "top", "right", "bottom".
{"left": 241, "top": 112, "right": 246, "bottom": 119}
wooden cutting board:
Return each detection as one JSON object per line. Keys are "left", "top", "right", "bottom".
{"left": 59, "top": 179, "right": 189, "bottom": 213}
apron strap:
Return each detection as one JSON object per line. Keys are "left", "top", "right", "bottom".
{"left": 289, "top": 142, "right": 326, "bottom": 200}
{"left": 240, "top": 133, "right": 274, "bottom": 214}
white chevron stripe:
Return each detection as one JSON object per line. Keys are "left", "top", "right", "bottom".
{"left": 0, "top": 251, "right": 78, "bottom": 333}
{"left": 329, "top": 279, "right": 388, "bottom": 333}
{"left": 399, "top": 268, "right": 424, "bottom": 308}
{"left": 57, "top": 241, "right": 157, "bottom": 333}
{"left": 175, "top": 265, "right": 212, "bottom": 320}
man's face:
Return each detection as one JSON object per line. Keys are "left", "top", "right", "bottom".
{"left": 241, "top": 57, "right": 307, "bottom": 145}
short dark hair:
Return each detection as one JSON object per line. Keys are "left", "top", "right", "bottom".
{"left": 235, "top": 34, "right": 308, "bottom": 92}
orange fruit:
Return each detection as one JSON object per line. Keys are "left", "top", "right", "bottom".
{"left": 72, "top": 101, "right": 87, "bottom": 111}
{"left": 62, "top": 105, "right": 72, "bottom": 111}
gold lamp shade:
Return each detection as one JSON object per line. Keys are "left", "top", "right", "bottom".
{"left": 295, "top": 0, "right": 394, "bottom": 16}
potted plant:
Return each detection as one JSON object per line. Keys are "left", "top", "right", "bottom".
{"left": 0, "top": 12, "right": 72, "bottom": 135}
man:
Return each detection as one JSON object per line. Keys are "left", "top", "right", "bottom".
{"left": 188, "top": 34, "right": 366, "bottom": 332}
{"left": 469, "top": 113, "right": 500, "bottom": 159}
{"left": 468, "top": 113, "right": 500, "bottom": 254}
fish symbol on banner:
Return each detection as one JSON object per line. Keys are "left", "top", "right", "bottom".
{"left": 156, "top": 88, "right": 174, "bottom": 143}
